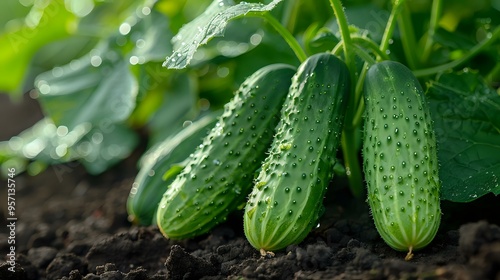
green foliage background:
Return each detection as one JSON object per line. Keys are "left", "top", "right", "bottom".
{"left": 0, "top": 0, "right": 499, "bottom": 203}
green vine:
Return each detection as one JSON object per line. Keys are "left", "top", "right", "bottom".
{"left": 420, "top": 0, "right": 442, "bottom": 64}
{"left": 413, "top": 26, "right": 500, "bottom": 77}
{"left": 351, "top": 36, "right": 390, "bottom": 61}
{"left": 329, "top": 0, "right": 364, "bottom": 199}
{"left": 397, "top": 1, "right": 420, "bottom": 69}
{"left": 352, "top": 0, "right": 406, "bottom": 129}
{"left": 261, "top": 13, "right": 308, "bottom": 63}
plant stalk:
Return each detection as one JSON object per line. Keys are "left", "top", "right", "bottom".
{"left": 421, "top": 0, "right": 442, "bottom": 64}
{"left": 397, "top": 1, "right": 420, "bottom": 69}
{"left": 280, "top": 0, "right": 300, "bottom": 34}
{"left": 353, "top": 0, "right": 405, "bottom": 129}
{"left": 329, "top": 0, "right": 363, "bottom": 199}
{"left": 261, "top": 13, "right": 307, "bottom": 63}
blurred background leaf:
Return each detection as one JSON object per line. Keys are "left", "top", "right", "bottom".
{"left": 1, "top": 0, "right": 499, "bottom": 186}
{"left": 34, "top": 45, "right": 138, "bottom": 130}
{"left": 0, "top": 0, "right": 77, "bottom": 95}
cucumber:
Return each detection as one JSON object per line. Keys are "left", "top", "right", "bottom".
{"left": 157, "top": 64, "right": 296, "bottom": 239}
{"left": 363, "top": 61, "right": 441, "bottom": 260}
{"left": 127, "top": 113, "right": 219, "bottom": 226}
{"left": 243, "top": 53, "right": 350, "bottom": 253}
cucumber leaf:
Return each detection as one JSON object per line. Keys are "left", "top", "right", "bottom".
{"left": 163, "top": 0, "right": 283, "bottom": 69}
{"left": 0, "top": 0, "right": 77, "bottom": 95}
{"left": 35, "top": 46, "right": 138, "bottom": 130}
{"left": 427, "top": 71, "right": 500, "bottom": 202}
{"left": 0, "top": 118, "right": 138, "bottom": 176}
{"left": 77, "top": 123, "right": 138, "bottom": 175}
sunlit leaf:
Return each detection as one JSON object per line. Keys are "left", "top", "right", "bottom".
{"left": 427, "top": 71, "right": 500, "bottom": 202}
{"left": 2, "top": 118, "right": 91, "bottom": 164}
{"left": 0, "top": 1, "right": 77, "bottom": 95}
{"left": 163, "top": 0, "right": 284, "bottom": 69}
{"left": 35, "top": 44, "right": 138, "bottom": 130}
{"left": 21, "top": 36, "right": 98, "bottom": 94}
{"left": 77, "top": 123, "right": 138, "bottom": 174}
{"left": 0, "top": 118, "right": 138, "bottom": 176}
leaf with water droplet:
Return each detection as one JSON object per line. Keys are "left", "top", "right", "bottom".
{"left": 163, "top": 0, "right": 284, "bottom": 69}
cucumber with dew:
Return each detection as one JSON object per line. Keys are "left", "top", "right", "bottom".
{"left": 363, "top": 61, "right": 441, "bottom": 260}
{"left": 244, "top": 53, "right": 350, "bottom": 253}
{"left": 157, "top": 64, "right": 296, "bottom": 239}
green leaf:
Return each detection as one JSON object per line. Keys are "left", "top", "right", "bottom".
{"left": 147, "top": 72, "right": 199, "bottom": 146}
{"left": 21, "top": 36, "right": 99, "bottom": 94}
{"left": 187, "top": 18, "right": 266, "bottom": 67}
{"left": 1, "top": 118, "right": 91, "bottom": 165}
{"left": 427, "top": 71, "right": 500, "bottom": 202}
{"left": 163, "top": 0, "right": 283, "bottom": 69}
{"left": 0, "top": 0, "right": 30, "bottom": 28}
{"left": 35, "top": 44, "right": 138, "bottom": 130}
{"left": 0, "top": 118, "right": 138, "bottom": 176}
{"left": 77, "top": 0, "right": 149, "bottom": 38}
{"left": 76, "top": 123, "right": 138, "bottom": 175}
{"left": 0, "top": 1, "right": 77, "bottom": 95}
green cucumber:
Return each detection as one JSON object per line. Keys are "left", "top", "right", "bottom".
{"left": 157, "top": 64, "right": 296, "bottom": 239}
{"left": 243, "top": 53, "right": 350, "bottom": 253}
{"left": 363, "top": 61, "right": 441, "bottom": 260}
{"left": 127, "top": 113, "right": 219, "bottom": 226}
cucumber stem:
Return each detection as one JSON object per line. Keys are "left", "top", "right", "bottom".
{"left": 397, "top": 1, "right": 420, "bottom": 69}
{"left": 262, "top": 13, "right": 307, "bottom": 63}
{"left": 341, "top": 130, "right": 364, "bottom": 199}
{"left": 378, "top": 0, "right": 405, "bottom": 59}
{"left": 351, "top": 36, "right": 390, "bottom": 61}
{"left": 280, "top": 0, "right": 300, "bottom": 34}
{"left": 353, "top": 0, "right": 406, "bottom": 129}
{"left": 420, "top": 0, "right": 443, "bottom": 64}
{"left": 405, "top": 246, "right": 414, "bottom": 261}
{"left": 329, "top": 0, "right": 363, "bottom": 198}
{"left": 353, "top": 44, "right": 377, "bottom": 65}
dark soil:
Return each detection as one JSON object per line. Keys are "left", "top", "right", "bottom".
{"left": 1, "top": 96, "right": 500, "bottom": 280}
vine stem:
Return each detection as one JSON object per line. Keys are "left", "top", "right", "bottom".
{"left": 335, "top": 36, "right": 391, "bottom": 61}
{"left": 351, "top": 36, "right": 390, "bottom": 61}
{"left": 329, "top": 0, "right": 364, "bottom": 199}
{"left": 280, "top": 0, "right": 300, "bottom": 34}
{"left": 397, "top": 1, "right": 420, "bottom": 69}
{"left": 420, "top": 0, "right": 442, "bottom": 64}
{"left": 352, "top": 0, "right": 406, "bottom": 129}
{"left": 413, "top": 26, "right": 500, "bottom": 77}
{"left": 338, "top": 0, "right": 406, "bottom": 199}
{"left": 379, "top": 0, "right": 405, "bottom": 57}
{"left": 329, "top": 0, "right": 354, "bottom": 68}
{"left": 261, "top": 13, "right": 307, "bottom": 63}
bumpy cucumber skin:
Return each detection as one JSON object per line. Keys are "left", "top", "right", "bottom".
{"left": 363, "top": 61, "right": 441, "bottom": 253}
{"left": 157, "top": 64, "right": 296, "bottom": 239}
{"left": 244, "top": 53, "right": 350, "bottom": 252}
{"left": 127, "top": 114, "right": 218, "bottom": 226}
